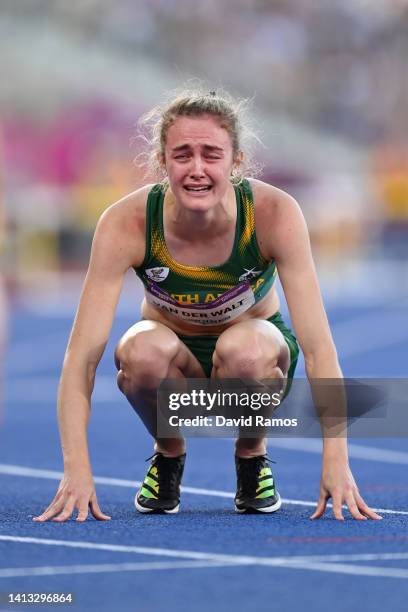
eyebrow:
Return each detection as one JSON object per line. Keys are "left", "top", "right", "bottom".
{"left": 171, "top": 144, "right": 225, "bottom": 153}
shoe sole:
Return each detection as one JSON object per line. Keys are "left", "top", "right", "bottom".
{"left": 134, "top": 495, "right": 180, "bottom": 514}
{"left": 235, "top": 493, "right": 282, "bottom": 514}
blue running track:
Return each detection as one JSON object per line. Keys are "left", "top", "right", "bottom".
{"left": 1, "top": 282, "right": 408, "bottom": 612}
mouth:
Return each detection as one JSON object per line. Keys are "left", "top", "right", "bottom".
{"left": 183, "top": 185, "right": 212, "bottom": 194}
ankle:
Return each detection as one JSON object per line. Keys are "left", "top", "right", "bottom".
{"left": 235, "top": 451, "right": 265, "bottom": 459}
{"left": 235, "top": 442, "right": 267, "bottom": 459}
{"left": 155, "top": 439, "right": 186, "bottom": 458}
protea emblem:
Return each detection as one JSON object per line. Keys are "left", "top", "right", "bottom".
{"left": 145, "top": 267, "right": 170, "bottom": 282}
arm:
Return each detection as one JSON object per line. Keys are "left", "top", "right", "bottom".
{"left": 34, "top": 191, "right": 146, "bottom": 522}
{"left": 258, "top": 183, "right": 381, "bottom": 520}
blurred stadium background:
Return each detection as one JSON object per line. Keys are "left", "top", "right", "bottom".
{"left": 1, "top": 0, "right": 408, "bottom": 316}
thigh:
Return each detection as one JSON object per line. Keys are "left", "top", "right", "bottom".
{"left": 212, "top": 318, "right": 291, "bottom": 377}
{"left": 114, "top": 320, "right": 206, "bottom": 378}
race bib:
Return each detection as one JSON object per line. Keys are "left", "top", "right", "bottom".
{"left": 145, "top": 282, "right": 255, "bottom": 326}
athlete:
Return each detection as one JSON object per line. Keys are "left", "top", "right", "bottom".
{"left": 34, "top": 90, "right": 381, "bottom": 522}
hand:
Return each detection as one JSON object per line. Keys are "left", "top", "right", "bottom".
{"left": 33, "top": 470, "right": 111, "bottom": 523}
{"left": 310, "top": 458, "right": 382, "bottom": 521}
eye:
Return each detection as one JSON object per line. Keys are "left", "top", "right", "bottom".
{"left": 174, "top": 154, "right": 189, "bottom": 160}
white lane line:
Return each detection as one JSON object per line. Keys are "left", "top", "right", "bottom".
{"left": 271, "top": 438, "right": 408, "bottom": 465}
{"left": 1, "top": 561, "right": 408, "bottom": 580}
{"left": 1, "top": 463, "right": 407, "bottom": 516}
{"left": 1, "top": 536, "right": 408, "bottom": 580}
{"left": 283, "top": 553, "right": 408, "bottom": 562}
{"left": 0, "top": 534, "right": 288, "bottom": 564}
{"left": 0, "top": 560, "right": 235, "bottom": 578}
{"left": 284, "top": 561, "right": 408, "bottom": 580}
{"left": 2, "top": 535, "right": 408, "bottom": 565}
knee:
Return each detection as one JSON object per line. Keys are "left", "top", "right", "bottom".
{"left": 214, "top": 334, "right": 278, "bottom": 379}
{"left": 116, "top": 334, "right": 179, "bottom": 392}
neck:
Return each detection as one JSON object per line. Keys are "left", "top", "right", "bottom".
{"left": 166, "top": 186, "right": 236, "bottom": 240}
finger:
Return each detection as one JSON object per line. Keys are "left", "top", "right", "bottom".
{"left": 53, "top": 487, "right": 65, "bottom": 500}
{"left": 331, "top": 493, "right": 344, "bottom": 521}
{"left": 356, "top": 493, "right": 383, "bottom": 520}
{"left": 44, "top": 490, "right": 64, "bottom": 511}
{"left": 33, "top": 497, "right": 65, "bottom": 522}
{"left": 345, "top": 492, "right": 367, "bottom": 521}
{"left": 33, "top": 489, "right": 65, "bottom": 520}
{"left": 51, "top": 498, "right": 76, "bottom": 522}
{"left": 89, "top": 496, "right": 111, "bottom": 521}
{"left": 76, "top": 504, "right": 89, "bottom": 523}
{"left": 310, "top": 493, "right": 328, "bottom": 520}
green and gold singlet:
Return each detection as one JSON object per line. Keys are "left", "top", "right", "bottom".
{"left": 134, "top": 179, "right": 277, "bottom": 327}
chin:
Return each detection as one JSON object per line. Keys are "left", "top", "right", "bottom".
{"left": 183, "top": 199, "right": 214, "bottom": 213}
{"left": 180, "top": 190, "right": 216, "bottom": 210}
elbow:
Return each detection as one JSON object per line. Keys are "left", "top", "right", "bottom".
{"left": 61, "top": 349, "right": 98, "bottom": 394}
{"left": 86, "top": 361, "right": 98, "bottom": 394}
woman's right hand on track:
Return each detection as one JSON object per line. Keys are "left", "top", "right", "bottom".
{"left": 32, "top": 470, "right": 111, "bottom": 523}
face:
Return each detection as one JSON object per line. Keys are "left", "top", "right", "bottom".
{"left": 162, "top": 114, "right": 240, "bottom": 211}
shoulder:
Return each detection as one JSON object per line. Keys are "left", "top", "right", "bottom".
{"left": 98, "top": 183, "right": 154, "bottom": 232}
{"left": 92, "top": 183, "right": 155, "bottom": 268}
{"left": 248, "top": 178, "right": 307, "bottom": 260}
{"left": 248, "top": 178, "right": 301, "bottom": 218}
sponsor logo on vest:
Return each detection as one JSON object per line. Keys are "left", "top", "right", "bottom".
{"left": 145, "top": 267, "right": 170, "bottom": 282}
{"left": 239, "top": 268, "right": 262, "bottom": 282}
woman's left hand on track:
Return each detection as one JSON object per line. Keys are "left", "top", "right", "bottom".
{"left": 310, "top": 458, "right": 383, "bottom": 521}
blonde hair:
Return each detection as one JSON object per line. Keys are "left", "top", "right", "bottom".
{"left": 136, "top": 84, "right": 262, "bottom": 184}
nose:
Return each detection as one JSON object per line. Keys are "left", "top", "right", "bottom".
{"left": 189, "top": 155, "right": 205, "bottom": 178}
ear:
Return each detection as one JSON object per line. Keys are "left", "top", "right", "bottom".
{"left": 157, "top": 151, "right": 166, "bottom": 170}
{"left": 233, "top": 150, "right": 244, "bottom": 171}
